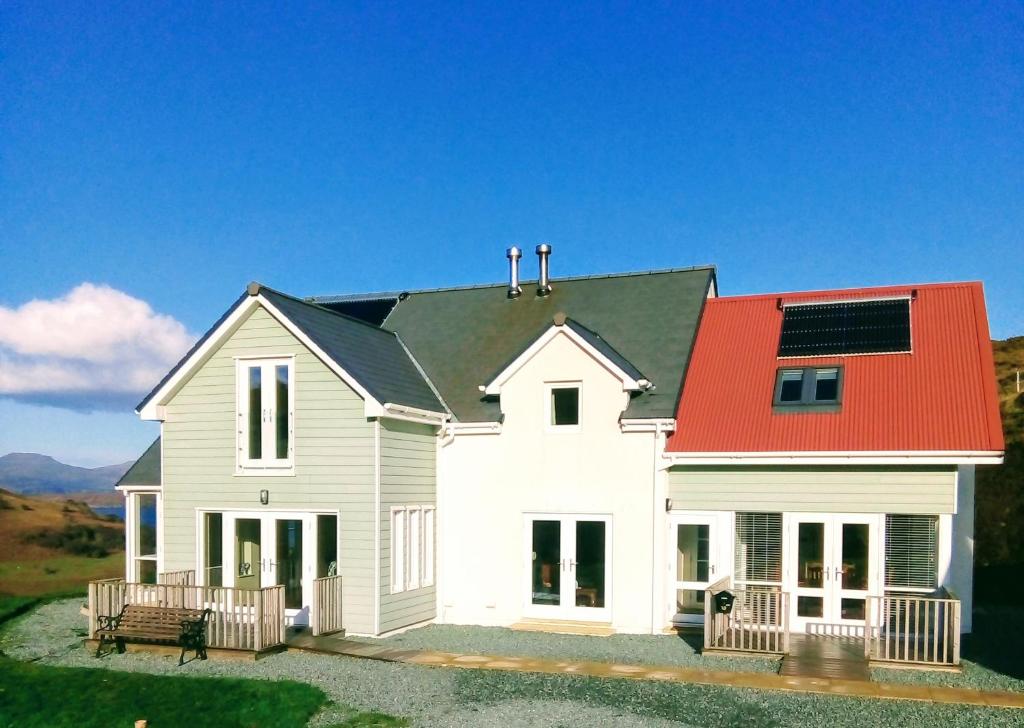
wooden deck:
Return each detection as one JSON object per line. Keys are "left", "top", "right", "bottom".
{"left": 780, "top": 634, "right": 869, "bottom": 680}
{"left": 86, "top": 571, "right": 344, "bottom": 655}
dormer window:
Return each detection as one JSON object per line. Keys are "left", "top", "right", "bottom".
{"left": 547, "top": 383, "right": 581, "bottom": 430}
{"left": 774, "top": 367, "right": 843, "bottom": 411}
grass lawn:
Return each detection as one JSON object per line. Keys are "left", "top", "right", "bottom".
{"left": 0, "top": 657, "right": 327, "bottom": 728}
{"left": 0, "top": 597, "right": 407, "bottom": 727}
{"left": 0, "top": 553, "right": 123, "bottom": 597}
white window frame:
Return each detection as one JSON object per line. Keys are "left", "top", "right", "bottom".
{"left": 236, "top": 356, "right": 295, "bottom": 474}
{"left": 408, "top": 507, "right": 421, "bottom": 590}
{"left": 390, "top": 505, "right": 435, "bottom": 593}
{"left": 544, "top": 381, "right": 582, "bottom": 433}
{"left": 125, "top": 489, "right": 161, "bottom": 583}
{"left": 391, "top": 507, "right": 407, "bottom": 593}
{"left": 423, "top": 507, "right": 435, "bottom": 587}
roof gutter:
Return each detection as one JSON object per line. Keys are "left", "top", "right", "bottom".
{"left": 661, "top": 450, "right": 1005, "bottom": 467}
{"left": 381, "top": 402, "right": 449, "bottom": 426}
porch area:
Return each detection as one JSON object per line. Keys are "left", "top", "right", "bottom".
{"left": 85, "top": 570, "right": 344, "bottom": 657}
{"left": 701, "top": 577, "right": 963, "bottom": 672}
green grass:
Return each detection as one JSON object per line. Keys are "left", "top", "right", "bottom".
{"left": 0, "top": 596, "right": 41, "bottom": 625}
{"left": 0, "top": 553, "right": 123, "bottom": 598}
{"left": 0, "top": 657, "right": 327, "bottom": 728}
{"left": 324, "top": 713, "right": 409, "bottom": 727}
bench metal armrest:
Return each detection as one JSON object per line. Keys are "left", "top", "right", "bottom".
{"left": 97, "top": 604, "right": 128, "bottom": 631}
{"left": 179, "top": 609, "right": 212, "bottom": 637}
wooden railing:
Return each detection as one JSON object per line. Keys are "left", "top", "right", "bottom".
{"left": 865, "top": 591, "right": 961, "bottom": 667}
{"left": 704, "top": 577, "right": 790, "bottom": 654}
{"left": 87, "top": 579, "right": 286, "bottom": 652}
{"left": 158, "top": 569, "right": 196, "bottom": 586}
{"left": 312, "top": 575, "right": 344, "bottom": 636}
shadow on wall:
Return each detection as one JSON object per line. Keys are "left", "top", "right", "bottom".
{"left": 966, "top": 566, "right": 1024, "bottom": 681}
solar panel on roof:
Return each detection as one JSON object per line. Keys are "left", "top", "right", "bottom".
{"left": 778, "top": 298, "right": 911, "bottom": 357}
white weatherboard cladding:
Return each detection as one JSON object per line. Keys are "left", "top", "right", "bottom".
{"left": 438, "top": 331, "right": 662, "bottom": 634}
{"left": 667, "top": 466, "right": 957, "bottom": 514}
{"left": 161, "top": 305, "right": 378, "bottom": 635}
{"left": 379, "top": 418, "right": 438, "bottom": 633}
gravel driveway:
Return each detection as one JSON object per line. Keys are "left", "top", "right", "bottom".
{"left": 2, "top": 600, "right": 1021, "bottom": 727}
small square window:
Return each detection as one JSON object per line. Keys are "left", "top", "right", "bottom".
{"left": 778, "top": 370, "right": 804, "bottom": 402}
{"left": 551, "top": 386, "right": 580, "bottom": 427}
{"left": 814, "top": 368, "right": 839, "bottom": 402}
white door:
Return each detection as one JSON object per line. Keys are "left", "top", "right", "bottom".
{"left": 525, "top": 514, "right": 611, "bottom": 622}
{"left": 221, "top": 512, "right": 315, "bottom": 626}
{"left": 787, "top": 513, "right": 879, "bottom": 634}
{"left": 668, "top": 515, "right": 720, "bottom": 625}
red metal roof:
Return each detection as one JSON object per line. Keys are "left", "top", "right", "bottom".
{"left": 667, "top": 282, "right": 1004, "bottom": 454}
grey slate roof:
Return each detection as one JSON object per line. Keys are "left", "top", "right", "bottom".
{"left": 373, "top": 267, "right": 715, "bottom": 421}
{"left": 257, "top": 288, "right": 444, "bottom": 413}
{"left": 136, "top": 285, "right": 444, "bottom": 415}
{"left": 116, "top": 437, "right": 162, "bottom": 487}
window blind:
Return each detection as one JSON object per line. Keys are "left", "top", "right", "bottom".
{"left": 735, "top": 512, "right": 782, "bottom": 584}
{"left": 885, "top": 514, "right": 938, "bottom": 590}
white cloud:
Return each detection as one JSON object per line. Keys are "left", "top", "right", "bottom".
{"left": 0, "top": 283, "right": 196, "bottom": 411}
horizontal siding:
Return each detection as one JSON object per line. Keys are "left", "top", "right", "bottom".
{"left": 667, "top": 465, "right": 957, "bottom": 514}
{"left": 378, "top": 419, "right": 438, "bottom": 633}
{"left": 162, "top": 305, "right": 377, "bottom": 634}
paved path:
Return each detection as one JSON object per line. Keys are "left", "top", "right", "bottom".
{"left": 285, "top": 631, "right": 1024, "bottom": 709}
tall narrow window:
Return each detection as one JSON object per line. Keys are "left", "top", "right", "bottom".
{"left": 128, "top": 492, "right": 159, "bottom": 584}
{"left": 885, "top": 514, "right": 938, "bottom": 590}
{"left": 317, "top": 514, "right": 338, "bottom": 578}
{"left": 408, "top": 508, "right": 421, "bottom": 589}
{"left": 248, "top": 367, "right": 262, "bottom": 460}
{"left": 204, "top": 512, "right": 223, "bottom": 586}
{"left": 423, "top": 507, "right": 435, "bottom": 587}
{"left": 238, "top": 358, "right": 293, "bottom": 470}
{"left": 275, "top": 365, "right": 289, "bottom": 459}
{"left": 391, "top": 509, "right": 406, "bottom": 593}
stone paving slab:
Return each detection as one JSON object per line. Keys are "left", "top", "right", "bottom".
{"left": 286, "top": 636, "right": 1024, "bottom": 710}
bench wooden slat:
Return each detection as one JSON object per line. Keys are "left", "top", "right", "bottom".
{"left": 95, "top": 604, "right": 211, "bottom": 665}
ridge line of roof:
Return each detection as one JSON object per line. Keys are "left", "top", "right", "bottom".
{"left": 707, "top": 280, "right": 982, "bottom": 303}
{"left": 258, "top": 283, "right": 402, "bottom": 338}
{"left": 393, "top": 332, "right": 452, "bottom": 417}
{"left": 308, "top": 264, "right": 717, "bottom": 302}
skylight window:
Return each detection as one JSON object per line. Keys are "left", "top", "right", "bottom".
{"left": 778, "top": 298, "right": 911, "bottom": 357}
{"left": 774, "top": 367, "right": 843, "bottom": 410}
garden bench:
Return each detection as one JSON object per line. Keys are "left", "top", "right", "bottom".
{"left": 95, "top": 604, "right": 211, "bottom": 665}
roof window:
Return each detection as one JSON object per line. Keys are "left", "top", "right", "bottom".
{"left": 774, "top": 367, "right": 843, "bottom": 411}
{"left": 778, "top": 298, "right": 911, "bottom": 357}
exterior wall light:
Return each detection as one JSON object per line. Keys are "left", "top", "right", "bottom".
{"left": 260, "top": 489, "right": 269, "bottom": 505}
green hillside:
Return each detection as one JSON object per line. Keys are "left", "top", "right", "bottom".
{"left": 975, "top": 337, "right": 1024, "bottom": 597}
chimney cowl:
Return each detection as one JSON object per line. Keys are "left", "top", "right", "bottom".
{"left": 536, "top": 243, "right": 552, "bottom": 297}
{"left": 506, "top": 246, "right": 523, "bottom": 299}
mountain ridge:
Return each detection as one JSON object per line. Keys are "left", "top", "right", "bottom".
{"left": 0, "top": 452, "right": 132, "bottom": 495}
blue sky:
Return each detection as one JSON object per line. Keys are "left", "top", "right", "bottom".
{"left": 1, "top": 2, "right": 1021, "bottom": 466}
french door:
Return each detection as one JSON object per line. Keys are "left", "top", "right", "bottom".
{"left": 525, "top": 514, "right": 611, "bottom": 621}
{"left": 787, "top": 513, "right": 879, "bottom": 634}
{"left": 204, "top": 511, "right": 338, "bottom": 627}
{"left": 669, "top": 515, "right": 721, "bottom": 625}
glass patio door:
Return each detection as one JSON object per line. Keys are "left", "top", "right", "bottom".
{"left": 218, "top": 512, "right": 315, "bottom": 626}
{"left": 670, "top": 515, "right": 718, "bottom": 625}
{"left": 526, "top": 514, "right": 611, "bottom": 621}
{"left": 787, "top": 514, "right": 878, "bottom": 633}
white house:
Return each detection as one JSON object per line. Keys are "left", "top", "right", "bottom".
{"left": 115, "top": 247, "right": 1003, "bottom": 648}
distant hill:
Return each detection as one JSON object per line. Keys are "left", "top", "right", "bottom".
{"left": 0, "top": 488, "right": 125, "bottom": 596}
{"left": 0, "top": 453, "right": 132, "bottom": 495}
{"left": 975, "top": 336, "right": 1024, "bottom": 571}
